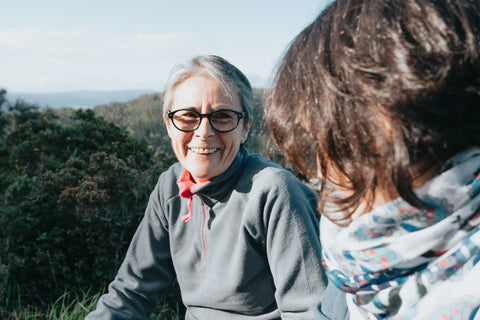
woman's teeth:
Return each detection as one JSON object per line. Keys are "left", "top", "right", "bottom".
{"left": 190, "top": 147, "right": 218, "bottom": 154}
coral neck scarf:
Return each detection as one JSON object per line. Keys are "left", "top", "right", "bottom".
{"left": 321, "top": 148, "right": 480, "bottom": 319}
{"left": 177, "top": 170, "right": 210, "bottom": 222}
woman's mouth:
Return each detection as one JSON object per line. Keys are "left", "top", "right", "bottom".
{"left": 190, "top": 147, "right": 219, "bottom": 154}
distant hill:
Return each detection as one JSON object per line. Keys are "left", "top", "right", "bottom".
{"left": 6, "top": 90, "right": 157, "bottom": 109}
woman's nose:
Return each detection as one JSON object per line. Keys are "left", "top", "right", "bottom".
{"left": 195, "top": 117, "right": 215, "bottom": 137}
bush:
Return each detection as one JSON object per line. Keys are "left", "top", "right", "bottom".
{"left": 0, "top": 106, "right": 176, "bottom": 312}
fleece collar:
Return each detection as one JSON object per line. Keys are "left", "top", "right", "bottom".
{"left": 177, "top": 170, "right": 210, "bottom": 222}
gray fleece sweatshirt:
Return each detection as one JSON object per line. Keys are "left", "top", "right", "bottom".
{"left": 86, "top": 147, "right": 327, "bottom": 319}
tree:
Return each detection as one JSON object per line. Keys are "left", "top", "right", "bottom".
{"left": 9, "top": 100, "right": 40, "bottom": 123}
{"left": 0, "top": 90, "right": 8, "bottom": 138}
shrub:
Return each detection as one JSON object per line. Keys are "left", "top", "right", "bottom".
{"left": 0, "top": 108, "right": 176, "bottom": 311}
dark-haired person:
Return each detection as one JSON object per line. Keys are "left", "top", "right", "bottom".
{"left": 86, "top": 55, "right": 327, "bottom": 319}
{"left": 265, "top": 0, "right": 480, "bottom": 319}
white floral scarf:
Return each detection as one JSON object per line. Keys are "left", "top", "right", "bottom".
{"left": 321, "top": 147, "right": 480, "bottom": 319}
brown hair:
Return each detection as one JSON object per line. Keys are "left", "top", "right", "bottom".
{"left": 265, "top": 0, "right": 480, "bottom": 223}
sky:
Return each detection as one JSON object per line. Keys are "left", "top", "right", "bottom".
{"left": 1, "top": 0, "right": 331, "bottom": 93}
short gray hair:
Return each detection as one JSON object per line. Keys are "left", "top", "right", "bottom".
{"left": 161, "top": 55, "right": 253, "bottom": 126}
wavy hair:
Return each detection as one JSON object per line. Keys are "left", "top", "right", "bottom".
{"left": 265, "top": 0, "right": 480, "bottom": 223}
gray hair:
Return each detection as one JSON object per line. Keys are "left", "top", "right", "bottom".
{"left": 161, "top": 55, "right": 253, "bottom": 126}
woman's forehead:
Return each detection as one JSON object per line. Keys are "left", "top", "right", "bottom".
{"left": 170, "top": 76, "right": 241, "bottom": 111}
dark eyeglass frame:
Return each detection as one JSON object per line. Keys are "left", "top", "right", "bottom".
{"left": 167, "top": 108, "right": 246, "bottom": 133}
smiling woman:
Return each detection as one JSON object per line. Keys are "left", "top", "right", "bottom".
{"left": 164, "top": 75, "right": 251, "bottom": 182}
{"left": 86, "top": 55, "right": 328, "bottom": 320}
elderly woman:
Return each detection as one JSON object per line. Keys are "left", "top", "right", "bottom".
{"left": 265, "top": 0, "right": 480, "bottom": 319}
{"left": 86, "top": 55, "right": 327, "bottom": 319}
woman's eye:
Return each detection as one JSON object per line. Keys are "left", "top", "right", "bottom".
{"left": 177, "top": 111, "right": 198, "bottom": 120}
{"left": 212, "top": 111, "right": 235, "bottom": 121}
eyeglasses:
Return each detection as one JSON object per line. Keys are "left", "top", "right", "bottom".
{"left": 167, "top": 108, "right": 246, "bottom": 133}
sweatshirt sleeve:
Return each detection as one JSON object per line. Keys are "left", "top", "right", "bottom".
{"left": 85, "top": 181, "right": 176, "bottom": 320}
{"left": 262, "top": 169, "right": 328, "bottom": 319}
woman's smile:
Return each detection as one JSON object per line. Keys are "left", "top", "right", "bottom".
{"left": 189, "top": 147, "right": 219, "bottom": 155}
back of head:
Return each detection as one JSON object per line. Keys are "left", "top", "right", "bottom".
{"left": 161, "top": 55, "right": 254, "bottom": 125}
{"left": 266, "top": 0, "right": 480, "bottom": 221}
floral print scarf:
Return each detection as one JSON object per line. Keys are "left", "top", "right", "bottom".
{"left": 320, "top": 147, "right": 480, "bottom": 319}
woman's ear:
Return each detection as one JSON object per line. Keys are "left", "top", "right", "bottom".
{"left": 163, "top": 113, "right": 173, "bottom": 139}
{"left": 241, "top": 118, "right": 253, "bottom": 144}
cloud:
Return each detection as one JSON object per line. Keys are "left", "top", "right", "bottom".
{"left": 0, "top": 26, "right": 215, "bottom": 92}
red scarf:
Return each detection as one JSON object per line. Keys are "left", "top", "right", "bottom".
{"left": 177, "top": 170, "right": 210, "bottom": 222}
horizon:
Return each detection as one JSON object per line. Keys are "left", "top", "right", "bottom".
{"left": 2, "top": 0, "right": 331, "bottom": 94}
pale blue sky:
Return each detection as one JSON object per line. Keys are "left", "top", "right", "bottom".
{"left": 1, "top": 0, "right": 331, "bottom": 93}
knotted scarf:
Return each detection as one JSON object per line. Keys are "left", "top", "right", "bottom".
{"left": 321, "top": 147, "right": 480, "bottom": 319}
{"left": 177, "top": 170, "right": 210, "bottom": 222}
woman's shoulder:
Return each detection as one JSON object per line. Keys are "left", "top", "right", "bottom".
{"left": 244, "top": 153, "right": 293, "bottom": 181}
{"left": 242, "top": 153, "right": 313, "bottom": 195}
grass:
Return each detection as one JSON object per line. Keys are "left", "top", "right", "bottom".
{"left": 1, "top": 286, "right": 183, "bottom": 320}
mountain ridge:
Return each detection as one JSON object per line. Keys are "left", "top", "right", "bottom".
{"left": 6, "top": 89, "right": 157, "bottom": 109}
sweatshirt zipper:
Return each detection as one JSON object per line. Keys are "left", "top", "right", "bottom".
{"left": 201, "top": 199, "right": 207, "bottom": 258}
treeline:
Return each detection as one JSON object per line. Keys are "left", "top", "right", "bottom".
{"left": 0, "top": 88, "right": 283, "bottom": 318}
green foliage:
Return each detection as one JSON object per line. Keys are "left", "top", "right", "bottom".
{"left": 1, "top": 288, "right": 182, "bottom": 320}
{"left": 8, "top": 99, "right": 41, "bottom": 125}
{"left": 93, "top": 93, "right": 173, "bottom": 157}
{"left": 0, "top": 98, "right": 176, "bottom": 311}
